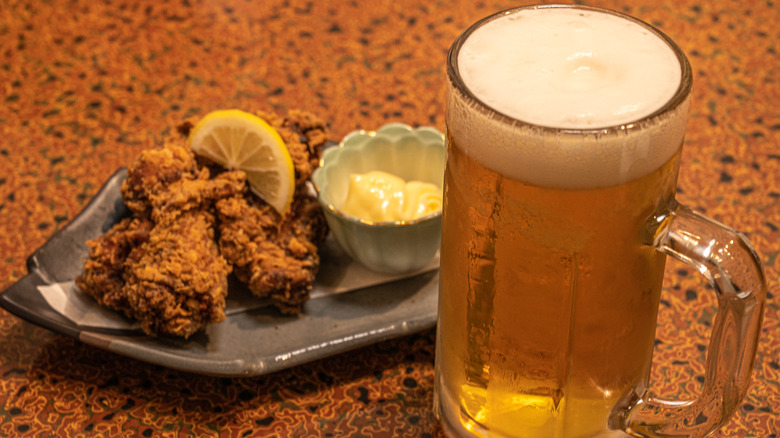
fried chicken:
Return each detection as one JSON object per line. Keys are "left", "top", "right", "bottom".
{"left": 76, "top": 143, "right": 243, "bottom": 338}
{"left": 122, "top": 209, "right": 230, "bottom": 338}
{"left": 120, "top": 143, "right": 246, "bottom": 219}
{"left": 76, "top": 216, "right": 153, "bottom": 313}
{"left": 120, "top": 144, "right": 199, "bottom": 216}
{"left": 217, "top": 191, "right": 328, "bottom": 313}
{"left": 76, "top": 109, "right": 331, "bottom": 336}
{"left": 215, "top": 110, "right": 329, "bottom": 313}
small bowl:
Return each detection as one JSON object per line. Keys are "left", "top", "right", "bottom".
{"left": 312, "top": 123, "right": 445, "bottom": 274}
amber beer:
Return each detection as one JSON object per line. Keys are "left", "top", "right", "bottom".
{"left": 435, "top": 5, "right": 691, "bottom": 437}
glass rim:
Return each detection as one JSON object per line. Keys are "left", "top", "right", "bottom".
{"left": 446, "top": 3, "right": 694, "bottom": 134}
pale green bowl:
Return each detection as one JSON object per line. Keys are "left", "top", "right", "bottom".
{"left": 312, "top": 123, "right": 445, "bottom": 274}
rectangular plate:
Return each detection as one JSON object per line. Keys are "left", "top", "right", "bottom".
{"left": 0, "top": 169, "right": 439, "bottom": 376}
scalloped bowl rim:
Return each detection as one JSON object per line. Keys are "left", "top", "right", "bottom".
{"left": 312, "top": 123, "right": 445, "bottom": 228}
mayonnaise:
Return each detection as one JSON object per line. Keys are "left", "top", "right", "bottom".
{"left": 339, "top": 170, "right": 442, "bottom": 222}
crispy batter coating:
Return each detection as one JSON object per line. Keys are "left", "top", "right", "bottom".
{"left": 76, "top": 217, "right": 153, "bottom": 314}
{"left": 120, "top": 145, "right": 199, "bottom": 216}
{"left": 123, "top": 210, "right": 230, "bottom": 338}
{"left": 215, "top": 110, "right": 330, "bottom": 314}
{"left": 217, "top": 192, "right": 327, "bottom": 314}
{"left": 77, "top": 143, "right": 243, "bottom": 338}
{"left": 256, "top": 109, "right": 329, "bottom": 185}
{"left": 76, "top": 109, "right": 330, "bottom": 336}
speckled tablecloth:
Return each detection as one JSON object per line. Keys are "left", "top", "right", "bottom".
{"left": 0, "top": 0, "right": 777, "bottom": 436}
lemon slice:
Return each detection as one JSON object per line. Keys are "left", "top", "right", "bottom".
{"left": 188, "top": 109, "right": 295, "bottom": 214}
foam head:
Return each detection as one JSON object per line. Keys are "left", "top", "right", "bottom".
{"left": 448, "top": 5, "right": 691, "bottom": 188}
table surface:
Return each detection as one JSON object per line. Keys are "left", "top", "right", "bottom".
{"left": 1, "top": 0, "right": 777, "bottom": 436}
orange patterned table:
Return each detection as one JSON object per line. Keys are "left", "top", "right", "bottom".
{"left": 0, "top": 0, "right": 777, "bottom": 436}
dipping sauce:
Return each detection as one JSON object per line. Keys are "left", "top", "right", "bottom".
{"left": 340, "top": 170, "right": 442, "bottom": 222}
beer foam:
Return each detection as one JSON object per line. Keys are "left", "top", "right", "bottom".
{"left": 458, "top": 8, "right": 681, "bottom": 129}
{"left": 450, "top": 7, "right": 689, "bottom": 188}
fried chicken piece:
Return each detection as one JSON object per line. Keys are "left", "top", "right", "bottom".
{"left": 123, "top": 210, "right": 230, "bottom": 338}
{"left": 76, "top": 217, "right": 153, "bottom": 314}
{"left": 147, "top": 168, "right": 247, "bottom": 222}
{"left": 216, "top": 110, "right": 330, "bottom": 313}
{"left": 79, "top": 109, "right": 330, "bottom": 334}
{"left": 217, "top": 192, "right": 328, "bottom": 313}
{"left": 120, "top": 144, "right": 199, "bottom": 216}
{"left": 256, "top": 109, "right": 329, "bottom": 185}
{"left": 78, "top": 143, "right": 244, "bottom": 337}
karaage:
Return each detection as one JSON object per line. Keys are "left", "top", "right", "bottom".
{"left": 77, "top": 143, "right": 243, "bottom": 338}
{"left": 122, "top": 209, "right": 231, "bottom": 338}
{"left": 214, "top": 110, "right": 329, "bottom": 313}
{"left": 76, "top": 216, "right": 153, "bottom": 314}
{"left": 76, "top": 109, "right": 331, "bottom": 336}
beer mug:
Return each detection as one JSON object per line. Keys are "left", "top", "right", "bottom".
{"left": 434, "top": 4, "right": 766, "bottom": 437}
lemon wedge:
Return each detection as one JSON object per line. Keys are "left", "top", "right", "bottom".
{"left": 188, "top": 109, "right": 295, "bottom": 214}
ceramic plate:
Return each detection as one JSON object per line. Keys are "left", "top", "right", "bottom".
{"left": 0, "top": 169, "right": 439, "bottom": 376}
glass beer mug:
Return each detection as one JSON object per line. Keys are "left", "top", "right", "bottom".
{"left": 434, "top": 4, "right": 766, "bottom": 438}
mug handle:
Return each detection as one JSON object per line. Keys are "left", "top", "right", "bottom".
{"left": 617, "top": 200, "right": 766, "bottom": 437}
